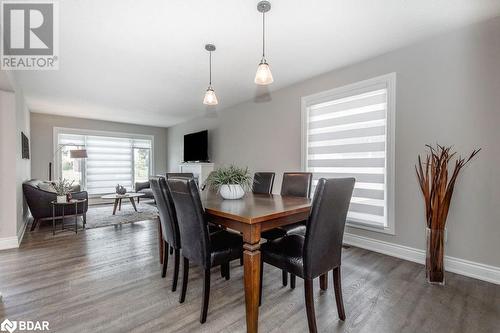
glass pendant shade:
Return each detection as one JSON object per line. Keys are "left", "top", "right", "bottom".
{"left": 203, "top": 87, "right": 218, "bottom": 105}
{"left": 254, "top": 61, "right": 274, "bottom": 85}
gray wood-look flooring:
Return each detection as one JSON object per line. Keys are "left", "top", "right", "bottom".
{"left": 0, "top": 220, "right": 499, "bottom": 333}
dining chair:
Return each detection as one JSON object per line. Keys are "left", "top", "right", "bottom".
{"left": 261, "top": 172, "right": 313, "bottom": 286}
{"left": 252, "top": 172, "right": 275, "bottom": 194}
{"left": 167, "top": 178, "right": 243, "bottom": 323}
{"left": 150, "top": 176, "right": 182, "bottom": 292}
{"left": 259, "top": 178, "right": 355, "bottom": 332}
{"left": 166, "top": 172, "right": 194, "bottom": 179}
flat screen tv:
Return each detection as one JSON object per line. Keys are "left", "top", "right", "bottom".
{"left": 184, "top": 130, "right": 208, "bottom": 162}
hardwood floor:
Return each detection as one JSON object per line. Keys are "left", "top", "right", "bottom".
{"left": 0, "top": 220, "right": 499, "bottom": 332}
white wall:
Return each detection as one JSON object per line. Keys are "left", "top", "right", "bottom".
{"left": 167, "top": 17, "right": 500, "bottom": 271}
{"left": 15, "top": 87, "right": 31, "bottom": 237}
{"left": 0, "top": 71, "right": 31, "bottom": 249}
{"left": 0, "top": 90, "right": 18, "bottom": 244}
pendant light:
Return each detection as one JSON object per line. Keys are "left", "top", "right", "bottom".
{"left": 255, "top": 1, "right": 273, "bottom": 85}
{"left": 203, "top": 44, "right": 218, "bottom": 105}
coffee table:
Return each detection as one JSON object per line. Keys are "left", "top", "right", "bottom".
{"left": 101, "top": 193, "right": 145, "bottom": 215}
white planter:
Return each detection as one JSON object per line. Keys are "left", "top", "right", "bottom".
{"left": 56, "top": 195, "right": 66, "bottom": 203}
{"left": 219, "top": 184, "right": 245, "bottom": 200}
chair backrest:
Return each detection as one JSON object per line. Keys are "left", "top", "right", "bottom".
{"left": 252, "top": 172, "right": 275, "bottom": 194}
{"left": 303, "top": 178, "right": 355, "bottom": 279}
{"left": 150, "top": 176, "right": 181, "bottom": 249}
{"left": 281, "top": 172, "right": 313, "bottom": 198}
{"left": 166, "top": 173, "right": 194, "bottom": 179}
{"left": 167, "top": 178, "right": 211, "bottom": 269}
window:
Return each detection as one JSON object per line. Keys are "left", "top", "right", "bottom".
{"left": 301, "top": 73, "right": 395, "bottom": 234}
{"left": 55, "top": 128, "right": 153, "bottom": 196}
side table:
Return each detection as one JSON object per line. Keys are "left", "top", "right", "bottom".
{"left": 50, "top": 199, "right": 87, "bottom": 235}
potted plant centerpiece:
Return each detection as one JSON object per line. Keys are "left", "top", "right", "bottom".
{"left": 52, "top": 178, "right": 75, "bottom": 203}
{"left": 206, "top": 165, "right": 252, "bottom": 200}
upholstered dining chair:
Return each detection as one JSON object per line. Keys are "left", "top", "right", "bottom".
{"left": 167, "top": 178, "right": 243, "bottom": 324}
{"left": 150, "top": 176, "right": 181, "bottom": 292}
{"left": 259, "top": 178, "right": 355, "bottom": 332}
{"left": 261, "top": 172, "right": 313, "bottom": 287}
{"left": 166, "top": 172, "right": 194, "bottom": 179}
{"left": 252, "top": 172, "right": 275, "bottom": 194}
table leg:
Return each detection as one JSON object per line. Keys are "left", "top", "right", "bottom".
{"left": 129, "top": 197, "right": 138, "bottom": 212}
{"left": 52, "top": 204, "right": 55, "bottom": 236}
{"left": 62, "top": 205, "right": 65, "bottom": 231}
{"left": 112, "top": 199, "right": 119, "bottom": 215}
{"left": 158, "top": 219, "right": 164, "bottom": 265}
{"left": 243, "top": 226, "right": 261, "bottom": 333}
{"left": 119, "top": 198, "right": 122, "bottom": 211}
{"left": 75, "top": 202, "right": 78, "bottom": 234}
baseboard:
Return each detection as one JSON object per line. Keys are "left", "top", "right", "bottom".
{"left": 0, "top": 236, "right": 19, "bottom": 250}
{"left": 343, "top": 233, "right": 500, "bottom": 285}
{"left": 0, "top": 220, "right": 28, "bottom": 251}
{"left": 17, "top": 219, "right": 27, "bottom": 246}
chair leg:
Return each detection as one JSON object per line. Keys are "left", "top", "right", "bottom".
{"left": 333, "top": 267, "right": 346, "bottom": 320}
{"left": 161, "top": 241, "right": 169, "bottom": 278}
{"left": 220, "top": 265, "right": 226, "bottom": 278}
{"left": 320, "top": 273, "right": 328, "bottom": 290}
{"left": 259, "top": 259, "right": 264, "bottom": 306}
{"left": 30, "top": 219, "right": 38, "bottom": 231}
{"left": 172, "top": 249, "right": 180, "bottom": 292}
{"left": 224, "top": 263, "right": 230, "bottom": 280}
{"left": 290, "top": 274, "right": 296, "bottom": 289}
{"left": 179, "top": 257, "right": 189, "bottom": 303}
{"left": 282, "top": 270, "right": 288, "bottom": 286}
{"left": 304, "top": 278, "right": 318, "bottom": 333}
{"left": 200, "top": 269, "right": 211, "bottom": 324}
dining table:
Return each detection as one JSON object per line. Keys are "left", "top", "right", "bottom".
{"left": 157, "top": 190, "right": 312, "bottom": 333}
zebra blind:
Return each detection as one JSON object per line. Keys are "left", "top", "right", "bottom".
{"left": 58, "top": 133, "right": 152, "bottom": 195}
{"left": 304, "top": 79, "right": 393, "bottom": 228}
{"left": 85, "top": 135, "right": 135, "bottom": 195}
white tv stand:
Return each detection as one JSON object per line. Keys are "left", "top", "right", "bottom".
{"left": 179, "top": 162, "right": 214, "bottom": 187}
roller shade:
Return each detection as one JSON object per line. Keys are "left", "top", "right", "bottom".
{"left": 57, "top": 132, "right": 152, "bottom": 195}
{"left": 305, "top": 87, "right": 389, "bottom": 228}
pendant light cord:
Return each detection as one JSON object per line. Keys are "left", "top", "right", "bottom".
{"left": 209, "top": 51, "right": 212, "bottom": 86}
{"left": 262, "top": 12, "right": 266, "bottom": 60}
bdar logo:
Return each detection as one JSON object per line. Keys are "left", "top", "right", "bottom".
{"left": 0, "top": 319, "right": 17, "bottom": 333}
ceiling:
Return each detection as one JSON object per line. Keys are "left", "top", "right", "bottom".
{"left": 13, "top": 0, "right": 500, "bottom": 127}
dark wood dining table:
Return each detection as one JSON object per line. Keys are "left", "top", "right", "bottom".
{"left": 158, "top": 191, "right": 311, "bottom": 333}
{"left": 205, "top": 191, "right": 313, "bottom": 333}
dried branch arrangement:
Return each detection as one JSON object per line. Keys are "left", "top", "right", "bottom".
{"left": 415, "top": 144, "right": 480, "bottom": 283}
{"left": 416, "top": 145, "right": 481, "bottom": 230}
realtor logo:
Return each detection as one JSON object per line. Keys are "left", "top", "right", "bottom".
{"left": 1, "top": 1, "right": 59, "bottom": 70}
{"left": 0, "top": 319, "right": 17, "bottom": 333}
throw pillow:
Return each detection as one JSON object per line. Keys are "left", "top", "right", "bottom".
{"left": 38, "top": 181, "right": 57, "bottom": 193}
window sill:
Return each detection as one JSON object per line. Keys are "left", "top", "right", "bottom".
{"left": 346, "top": 221, "right": 395, "bottom": 235}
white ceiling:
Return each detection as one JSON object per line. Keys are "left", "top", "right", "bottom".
{"left": 13, "top": 0, "right": 500, "bottom": 127}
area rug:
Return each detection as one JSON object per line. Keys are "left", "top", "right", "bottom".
{"left": 84, "top": 200, "right": 158, "bottom": 229}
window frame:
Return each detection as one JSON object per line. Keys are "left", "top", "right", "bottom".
{"left": 53, "top": 127, "right": 154, "bottom": 196}
{"left": 301, "top": 73, "right": 396, "bottom": 235}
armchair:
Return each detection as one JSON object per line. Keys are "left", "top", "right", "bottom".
{"left": 23, "top": 180, "right": 88, "bottom": 231}
{"left": 135, "top": 181, "right": 155, "bottom": 202}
